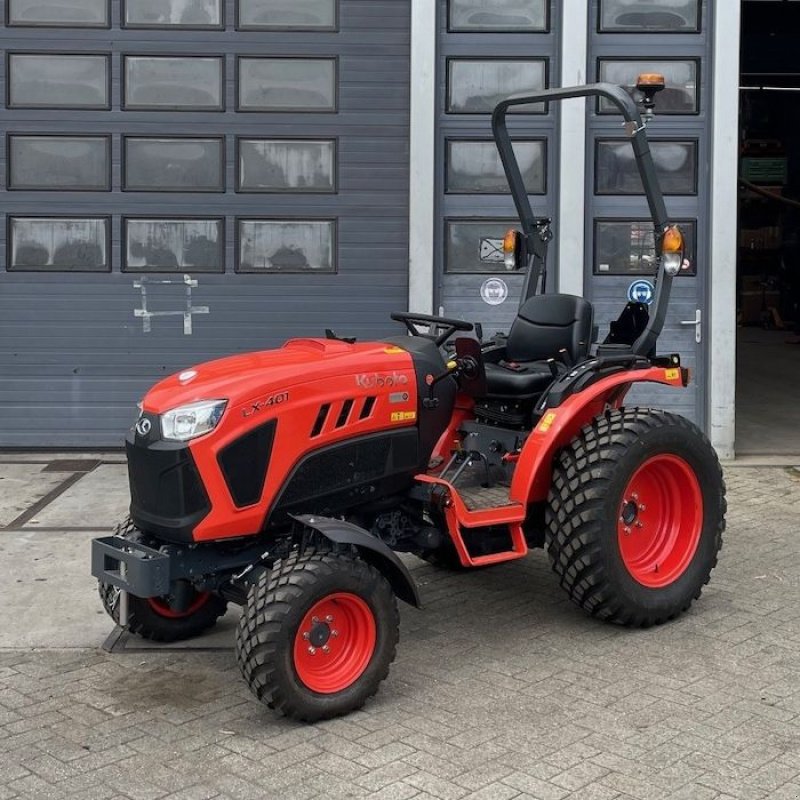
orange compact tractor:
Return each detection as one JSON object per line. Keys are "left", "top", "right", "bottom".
{"left": 93, "top": 76, "right": 725, "bottom": 721}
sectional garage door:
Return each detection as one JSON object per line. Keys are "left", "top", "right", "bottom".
{"left": 0, "top": 0, "right": 410, "bottom": 446}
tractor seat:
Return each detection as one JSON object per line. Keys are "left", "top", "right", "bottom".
{"left": 484, "top": 294, "right": 594, "bottom": 399}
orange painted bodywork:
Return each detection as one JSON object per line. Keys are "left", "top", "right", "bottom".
{"left": 141, "top": 338, "right": 419, "bottom": 542}
{"left": 418, "top": 365, "right": 687, "bottom": 566}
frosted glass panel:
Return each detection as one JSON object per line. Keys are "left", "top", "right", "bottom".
{"left": 599, "top": 0, "right": 700, "bottom": 31}
{"left": 596, "top": 140, "right": 697, "bottom": 195}
{"left": 594, "top": 220, "right": 696, "bottom": 275}
{"left": 125, "top": 219, "right": 223, "bottom": 271}
{"left": 10, "top": 136, "right": 109, "bottom": 190}
{"left": 238, "top": 220, "right": 335, "bottom": 272}
{"left": 239, "top": 58, "right": 336, "bottom": 111}
{"left": 447, "top": 140, "right": 545, "bottom": 194}
{"left": 598, "top": 60, "right": 698, "bottom": 114}
{"left": 445, "top": 219, "right": 517, "bottom": 273}
{"left": 447, "top": 60, "right": 546, "bottom": 114}
{"left": 239, "top": 140, "right": 335, "bottom": 192}
{"left": 124, "top": 57, "right": 223, "bottom": 109}
{"left": 124, "top": 0, "right": 222, "bottom": 27}
{"left": 9, "top": 218, "right": 108, "bottom": 271}
{"left": 125, "top": 138, "right": 223, "bottom": 191}
{"left": 238, "top": 0, "right": 336, "bottom": 29}
{"left": 449, "top": 0, "right": 547, "bottom": 31}
{"left": 8, "top": 0, "right": 108, "bottom": 26}
{"left": 9, "top": 54, "right": 108, "bottom": 108}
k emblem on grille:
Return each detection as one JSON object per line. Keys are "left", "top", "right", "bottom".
{"left": 135, "top": 417, "right": 152, "bottom": 437}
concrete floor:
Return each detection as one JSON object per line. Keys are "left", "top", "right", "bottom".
{"left": 736, "top": 327, "right": 800, "bottom": 455}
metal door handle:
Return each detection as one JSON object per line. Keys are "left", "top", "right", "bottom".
{"left": 679, "top": 309, "right": 701, "bottom": 343}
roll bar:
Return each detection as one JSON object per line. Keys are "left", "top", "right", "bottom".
{"left": 492, "top": 82, "right": 674, "bottom": 357}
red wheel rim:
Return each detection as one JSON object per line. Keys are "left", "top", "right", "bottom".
{"left": 147, "top": 592, "right": 211, "bottom": 619}
{"left": 293, "top": 593, "right": 376, "bottom": 694}
{"left": 617, "top": 454, "right": 703, "bottom": 588}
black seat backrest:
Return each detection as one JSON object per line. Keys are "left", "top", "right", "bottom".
{"left": 506, "top": 294, "right": 594, "bottom": 364}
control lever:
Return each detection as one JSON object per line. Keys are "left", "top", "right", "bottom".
{"left": 546, "top": 358, "right": 560, "bottom": 378}
{"left": 423, "top": 359, "right": 458, "bottom": 409}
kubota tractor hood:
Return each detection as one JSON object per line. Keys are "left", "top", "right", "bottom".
{"left": 141, "top": 338, "right": 414, "bottom": 415}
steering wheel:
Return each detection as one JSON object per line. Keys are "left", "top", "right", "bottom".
{"left": 390, "top": 312, "right": 474, "bottom": 347}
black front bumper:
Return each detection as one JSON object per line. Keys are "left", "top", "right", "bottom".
{"left": 126, "top": 422, "right": 210, "bottom": 543}
{"left": 91, "top": 535, "right": 171, "bottom": 597}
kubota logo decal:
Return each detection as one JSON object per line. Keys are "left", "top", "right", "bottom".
{"left": 355, "top": 372, "right": 409, "bottom": 389}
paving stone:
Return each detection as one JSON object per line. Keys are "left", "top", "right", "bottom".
{"left": 1, "top": 466, "right": 799, "bottom": 800}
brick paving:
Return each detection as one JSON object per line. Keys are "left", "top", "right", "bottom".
{"left": 1, "top": 466, "right": 799, "bottom": 800}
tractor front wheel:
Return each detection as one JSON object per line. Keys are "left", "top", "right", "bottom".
{"left": 98, "top": 582, "right": 227, "bottom": 642}
{"left": 546, "top": 408, "right": 725, "bottom": 627}
{"left": 235, "top": 550, "right": 398, "bottom": 721}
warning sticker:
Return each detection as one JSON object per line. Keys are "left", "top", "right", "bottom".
{"left": 664, "top": 368, "right": 680, "bottom": 381}
{"left": 537, "top": 412, "right": 557, "bottom": 433}
{"left": 390, "top": 410, "right": 417, "bottom": 423}
{"left": 384, "top": 346, "right": 405, "bottom": 354}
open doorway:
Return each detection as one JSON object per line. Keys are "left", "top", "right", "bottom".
{"left": 737, "top": 1, "right": 800, "bottom": 455}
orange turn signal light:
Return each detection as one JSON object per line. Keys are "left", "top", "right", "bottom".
{"left": 503, "top": 229, "right": 520, "bottom": 270}
{"left": 662, "top": 225, "right": 684, "bottom": 254}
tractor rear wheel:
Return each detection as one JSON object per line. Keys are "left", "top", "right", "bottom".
{"left": 546, "top": 408, "right": 725, "bottom": 627}
{"left": 236, "top": 549, "right": 398, "bottom": 721}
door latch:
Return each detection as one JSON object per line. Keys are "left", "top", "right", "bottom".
{"left": 680, "top": 309, "right": 701, "bottom": 343}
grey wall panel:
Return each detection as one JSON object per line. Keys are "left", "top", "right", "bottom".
{"left": 0, "top": 0, "right": 411, "bottom": 446}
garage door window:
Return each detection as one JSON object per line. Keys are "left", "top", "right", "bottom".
{"left": 238, "top": 139, "right": 336, "bottom": 193}
{"left": 124, "top": 56, "right": 224, "bottom": 110}
{"left": 447, "top": 59, "right": 547, "bottom": 114}
{"left": 597, "top": 59, "right": 699, "bottom": 114}
{"left": 124, "top": 138, "right": 224, "bottom": 192}
{"left": 238, "top": 0, "right": 337, "bottom": 30}
{"left": 9, "top": 135, "right": 110, "bottom": 191}
{"left": 124, "top": 219, "right": 223, "bottom": 272}
{"left": 445, "top": 219, "right": 518, "bottom": 273}
{"left": 8, "top": 0, "right": 109, "bottom": 27}
{"left": 8, "top": 53, "right": 109, "bottom": 109}
{"left": 446, "top": 139, "right": 545, "bottom": 194}
{"left": 238, "top": 219, "right": 336, "bottom": 272}
{"left": 123, "top": 0, "right": 223, "bottom": 28}
{"left": 8, "top": 217, "right": 109, "bottom": 271}
{"left": 448, "top": 0, "right": 548, "bottom": 32}
{"left": 598, "top": 0, "right": 700, "bottom": 32}
{"left": 238, "top": 58, "right": 337, "bottom": 112}
{"left": 595, "top": 139, "right": 698, "bottom": 195}
{"left": 594, "top": 218, "right": 696, "bottom": 275}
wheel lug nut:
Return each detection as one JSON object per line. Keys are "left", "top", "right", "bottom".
{"left": 331, "top": 629, "right": 338, "bottom": 637}
{"left": 312, "top": 616, "right": 319, "bottom": 623}
{"left": 632, "top": 493, "right": 639, "bottom": 500}
{"left": 308, "top": 646, "right": 316, "bottom": 655}
{"left": 639, "top": 504, "right": 646, "bottom": 511}
{"left": 303, "top": 632, "right": 310, "bottom": 640}
{"left": 623, "top": 527, "right": 631, "bottom": 535}
{"left": 325, "top": 615, "right": 333, "bottom": 623}
{"left": 322, "top": 645, "right": 330, "bottom": 653}
{"left": 636, "top": 521, "right": 643, "bottom": 528}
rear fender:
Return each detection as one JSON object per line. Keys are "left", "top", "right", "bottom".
{"left": 291, "top": 514, "right": 421, "bottom": 607}
{"left": 510, "top": 366, "right": 687, "bottom": 504}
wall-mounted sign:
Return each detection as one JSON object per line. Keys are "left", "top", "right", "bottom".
{"left": 627, "top": 279, "right": 655, "bottom": 305}
{"left": 480, "top": 277, "right": 508, "bottom": 305}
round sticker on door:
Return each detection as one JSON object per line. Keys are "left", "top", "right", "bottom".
{"left": 627, "top": 279, "right": 655, "bottom": 305}
{"left": 480, "top": 277, "right": 509, "bottom": 306}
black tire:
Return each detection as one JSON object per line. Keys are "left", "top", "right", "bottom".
{"left": 545, "top": 408, "right": 725, "bottom": 627}
{"left": 236, "top": 549, "right": 399, "bottom": 722}
{"left": 98, "top": 517, "right": 227, "bottom": 643}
